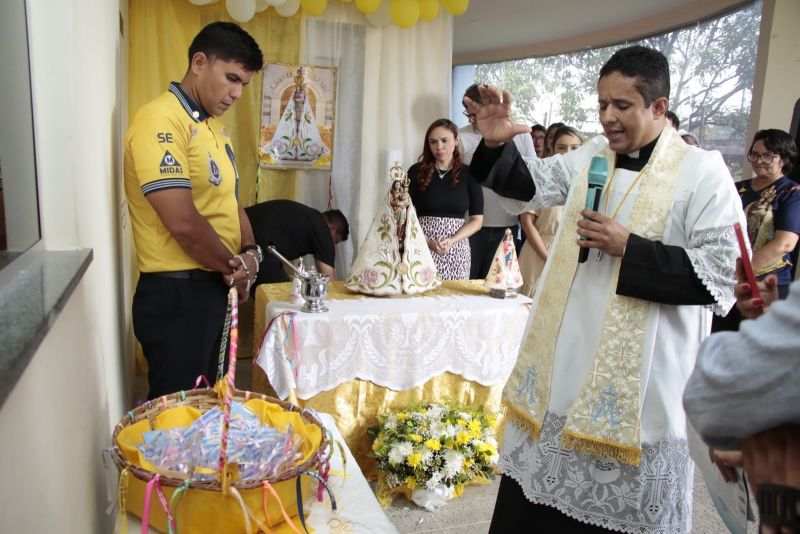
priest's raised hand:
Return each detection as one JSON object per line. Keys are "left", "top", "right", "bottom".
{"left": 463, "top": 85, "right": 531, "bottom": 147}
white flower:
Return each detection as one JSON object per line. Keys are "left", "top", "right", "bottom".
{"left": 426, "top": 404, "right": 444, "bottom": 421}
{"left": 384, "top": 414, "right": 398, "bottom": 431}
{"left": 486, "top": 436, "right": 498, "bottom": 448}
{"left": 420, "top": 448, "right": 434, "bottom": 466}
{"left": 426, "top": 470, "right": 443, "bottom": 489}
{"left": 388, "top": 441, "right": 413, "bottom": 465}
{"left": 443, "top": 450, "right": 464, "bottom": 479}
{"left": 442, "top": 424, "right": 459, "bottom": 439}
{"left": 458, "top": 412, "right": 472, "bottom": 421}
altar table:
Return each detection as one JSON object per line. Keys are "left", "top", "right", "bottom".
{"left": 253, "top": 280, "right": 531, "bottom": 472}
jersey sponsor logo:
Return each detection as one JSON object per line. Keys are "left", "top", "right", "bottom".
{"left": 159, "top": 150, "right": 183, "bottom": 175}
{"left": 156, "top": 132, "right": 173, "bottom": 143}
{"left": 208, "top": 153, "right": 222, "bottom": 186}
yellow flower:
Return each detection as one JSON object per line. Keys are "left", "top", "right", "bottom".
{"left": 424, "top": 438, "right": 442, "bottom": 451}
{"left": 372, "top": 440, "right": 382, "bottom": 452}
{"left": 456, "top": 432, "right": 472, "bottom": 446}
{"left": 397, "top": 412, "right": 409, "bottom": 421}
{"left": 487, "top": 416, "right": 497, "bottom": 428}
{"left": 409, "top": 433, "right": 423, "bottom": 443}
{"left": 469, "top": 420, "right": 482, "bottom": 435}
{"left": 463, "top": 458, "right": 474, "bottom": 470}
{"left": 476, "top": 442, "right": 497, "bottom": 457}
{"left": 457, "top": 418, "right": 468, "bottom": 427}
{"left": 407, "top": 452, "right": 422, "bottom": 468}
{"left": 405, "top": 476, "right": 417, "bottom": 490}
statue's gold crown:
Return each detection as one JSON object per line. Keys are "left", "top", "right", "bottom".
{"left": 389, "top": 161, "right": 409, "bottom": 188}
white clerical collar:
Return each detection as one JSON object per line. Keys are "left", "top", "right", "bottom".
{"left": 627, "top": 149, "right": 641, "bottom": 159}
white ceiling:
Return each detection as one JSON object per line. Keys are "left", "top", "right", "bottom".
{"left": 452, "top": 0, "right": 752, "bottom": 65}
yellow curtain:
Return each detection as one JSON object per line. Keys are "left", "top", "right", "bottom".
{"left": 128, "top": 0, "right": 302, "bottom": 204}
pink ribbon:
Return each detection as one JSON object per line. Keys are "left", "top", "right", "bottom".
{"left": 141, "top": 475, "right": 174, "bottom": 534}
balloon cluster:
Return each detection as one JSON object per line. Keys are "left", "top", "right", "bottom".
{"left": 188, "top": 0, "right": 469, "bottom": 27}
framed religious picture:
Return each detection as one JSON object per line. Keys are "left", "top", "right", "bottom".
{"left": 259, "top": 63, "right": 337, "bottom": 170}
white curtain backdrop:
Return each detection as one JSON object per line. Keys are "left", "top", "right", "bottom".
{"left": 293, "top": 5, "right": 453, "bottom": 278}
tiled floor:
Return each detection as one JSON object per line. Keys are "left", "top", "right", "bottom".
{"left": 378, "top": 470, "right": 754, "bottom": 534}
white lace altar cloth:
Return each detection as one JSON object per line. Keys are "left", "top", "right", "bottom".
{"left": 256, "top": 293, "right": 532, "bottom": 400}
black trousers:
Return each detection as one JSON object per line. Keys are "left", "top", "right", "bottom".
{"left": 133, "top": 275, "right": 229, "bottom": 399}
{"left": 470, "top": 225, "right": 521, "bottom": 279}
{"left": 489, "top": 475, "right": 615, "bottom": 533}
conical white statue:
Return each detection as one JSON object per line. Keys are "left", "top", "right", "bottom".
{"left": 484, "top": 228, "right": 523, "bottom": 298}
{"left": 346, "top": 163, "right": 441, "bottom": 295}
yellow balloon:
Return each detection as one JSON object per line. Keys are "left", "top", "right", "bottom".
{"left": 340, "top": 0, "right": 353, "bottom": 3}
{"left": 356, "top": 0, "right": 380, "bottom": 14}
{"left": 441, "top": 0, "right": 467, "bottom": 16}
{"left": 390, "top": 0, "right": 419, "bottom": 29}
{"left": 300, "top": 0, "right": 327, "bottom": 15}
{"left": 418, "top": 0, "right": 438, "bottom": 20}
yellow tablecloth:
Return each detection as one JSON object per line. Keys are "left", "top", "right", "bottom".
{"left": 252, "top": 280, "right": 530, "bottom": 474}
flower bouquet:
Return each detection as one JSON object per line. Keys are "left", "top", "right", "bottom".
{"left": 369, "top": 402, "right": 498, "bottom": 511}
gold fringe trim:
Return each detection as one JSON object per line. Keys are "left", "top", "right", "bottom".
{"left": 501, "top": 401, "right": 542, "bottom": 440}
{"left": 562, "top": 430, "right": 641, "bottom": 467}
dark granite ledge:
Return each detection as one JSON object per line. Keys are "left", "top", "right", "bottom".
{"left": 0, "top": 249, "right": 93, "bottom": 409}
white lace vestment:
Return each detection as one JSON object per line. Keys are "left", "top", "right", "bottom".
{"left": 497, "top": 135, "right": 745, "bottom": 533}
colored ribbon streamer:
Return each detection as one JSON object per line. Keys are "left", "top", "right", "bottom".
{"left": 219, "top": 288, "right": 239, "bottom": 494}
{"left": 116, "top": 468, "right": 129, "bottom": 534}
{"left": 167, "top": 480, "right": 192, "bottom": 534}
{"left": 264, "top": 481, "right": 304, "bottom": 534}
{"left": 141, "top": 475, "right": 174, "bottom": 534}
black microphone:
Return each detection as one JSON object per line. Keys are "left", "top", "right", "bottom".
{"left": 578, "top": 156, "right": 609, "bottom": 263}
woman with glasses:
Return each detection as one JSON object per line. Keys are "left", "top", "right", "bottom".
{"left": 408, "top": 118, "right": 484, "bottom": 280}
{"left": 518, "top": 126, "right": 583, "bottom": 296}
{"left": 713, "top": 128, "right": 800, "bottom": 331}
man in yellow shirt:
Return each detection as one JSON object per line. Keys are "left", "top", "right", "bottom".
{"left": 124, "top": 22, "right": 263, "bottom": 399}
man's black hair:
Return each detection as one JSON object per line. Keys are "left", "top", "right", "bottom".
{"left": 188, "top": 21, "right": 263, "bottom": 72}
{"left": 324, "top": 209, "right": 350, "bottom": 241}
{"left": 463, "top": 83, "right": 482, "bottom": 106}
{"left": 531, "top": 124, "right": 546, "bottom": 134}
{"left": 599, "top": 45, "right": 670, "bottom": 106}
{"left": 665, "top": 110, "right": 680, "bottom": 129}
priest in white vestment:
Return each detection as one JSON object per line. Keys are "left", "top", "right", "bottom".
{"left": 466, "top": 46, "right": 745, "bottom": 533}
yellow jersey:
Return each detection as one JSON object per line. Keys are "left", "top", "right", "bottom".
{"left": 124, "top": 82, "right": 241, "bottom": 272}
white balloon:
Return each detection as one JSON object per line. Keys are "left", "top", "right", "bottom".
{"left": 188, "top": 0, "right": 218, "bottom": 5}
{"left": 255, "top": 0, "right": 270, "bottom": 11}
{"left": 366, "top": 0, "right": 391, "bottom": 26}
{"left": 267, "top": 0, "right": 288, "bottom": 6}
{"left": 226, "top": 0, "right": 256, "bottom": 22}
{"left": 275, "top": 0, "right": 300, "bottom": 16}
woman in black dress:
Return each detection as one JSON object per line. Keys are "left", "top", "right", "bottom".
{"left": 408, "top": 118, "right": 483, "bottom": 280}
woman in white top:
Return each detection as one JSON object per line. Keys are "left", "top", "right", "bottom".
{"left": 518, "top": 126, "right": 583, "bottom": 295}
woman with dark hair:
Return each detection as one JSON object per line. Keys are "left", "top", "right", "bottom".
{"left": 518, "top": 126, "right": 583, "bottom": 295}
{"left": 408, "top": 118, "right": 483, "bottom": 280}
{"left": 544, "top": 122, "right": 565, "bottom": 157}
{"left": 713, "top": 128, "right": 800, "bottom": 331}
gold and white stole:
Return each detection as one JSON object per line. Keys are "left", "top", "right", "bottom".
{"left": 502, "top": 127, "right": 688, "bottom": 466}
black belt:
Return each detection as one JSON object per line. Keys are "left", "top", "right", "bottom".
{"left": 140, "top": 269, "right": 221, "bottom": 281}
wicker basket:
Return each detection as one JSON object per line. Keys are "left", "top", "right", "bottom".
{"left": 109, "top": 288, "right": 333, "bottom": 534}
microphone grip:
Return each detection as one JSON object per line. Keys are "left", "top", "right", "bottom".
{"left": 578, "top": 184, "right": 604, "bottom": 264}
